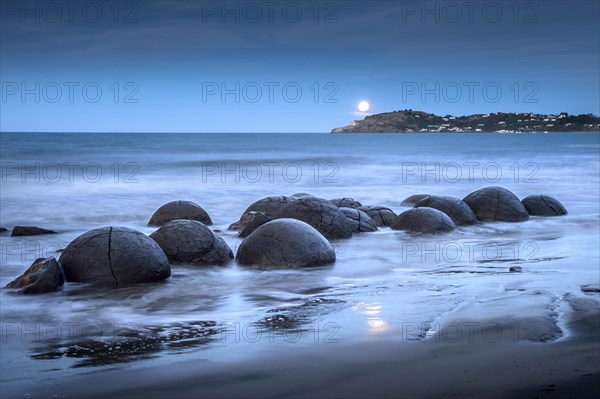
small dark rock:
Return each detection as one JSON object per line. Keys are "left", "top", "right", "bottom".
{"left": 509, "top": 266, "right": 523, "bottom": 272}
{"left": 275, "top": 197, "right": 352, "bottom": 239}
{"left": 6, "top": 257, "right": 64, "bottom": 294}
{"left": 150, "top": 220, "right": 233, "bottom": 266}
{"left": 238, "top": 211, "right": 272, "bottom": 238}
{"left": 463, "top": 187, "right": 529, "bottom": 222}
{"left": 400, "top": 194, "right": 430, "bottom": 207}
{"left": 148, "top": 200, "right": 212, "bottom": 227}
{"left": 522, "top": 195, "right": 567, "bottom": 216}
{"left": 414, "top": 195, "right": 477, "bottom": 226}
{"left": 0, "top": 227, "right": 8, "bottom": 233}
{"left": 339, "top": 207, "right": 378, "bottom": 233}
{"left": 330, "top": 198, "right": 362, "bottom": 209}
{"left": 236, "top": 219, "right": 336, "bottom": 268}
{"left": 11, "top": 226, "right": 57, "bottom": 237}
{"left": 391, "top": 208, "right": 456, "bottom": 233}
{"left": 228, "top": 221, "right": 240, "bottom": 231}
{"left": 358, "top": 205, "right": 397, "bottom": 227}
{"left": 581, "top": 285, "right": 600, "bottom": 293}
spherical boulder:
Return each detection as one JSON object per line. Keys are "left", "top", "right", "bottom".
{"left": 463, "top": 187, "right": 529, "bottom": 222}
{"left": 59, "top": 227, "right": 171, "bottom": 287}
{"left": 275, "top": 197, "right": 352, "bottom": 239}
{"left": 148, "top": 200, "right": 212, "bottom": 227}
{"left": 391, "top": 208, "right": 456, "bottom": 233}
{"left": 238, "top": 211, "right": 272, "bottom": 238}
{"left": 339, "top": 207, "right": 378, "bottom": 233}
{"left": 358, "top": 205, "right": 397, "bottom": 227}
{"left": 330, "top": 198, "right": 362, "bottom": 209}
{"left": 6, "top": 257, "right": 64, "bottom": 294}
{"left": 414, "top": 195, "right": 477, "bottom": 226}
{"left": 521, "top": 195, "right": 567, "bottom": 216}
{"left": 236, "top": 219, "right": 336, "bottom": 268}
{"left": 150, "top": 220, "right": 233, "bottom": 266}
{"left": 400, "top": 194, "right": 430, "bottom": 207}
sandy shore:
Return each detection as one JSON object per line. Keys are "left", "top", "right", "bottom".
{"left": 9, "top": 295, "right": 598, "bottom": 399}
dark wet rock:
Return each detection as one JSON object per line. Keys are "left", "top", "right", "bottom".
{"left": 289, "top": 193, "right": 315, "bottom": 199}
{"left": 358, "top": 205, "right": 397, "bottom": 227}
{"left": 148, "top": 200, "right": 212, "bottom": 227}
{"left": 330, "top": 198, "right": 362, "bottom": 209}
{"left": 236, "top": 219, "right": 336, "bottom": 268}
{"left": 11, "top": 226, "right": 57, "bottom": 236}
{"left": 0, "top": 227, "right": 7, "bottom": 233}
{"left": 522, "top": 195, "right": 567, "bottom": 216}
{"left": 6, "top": 257, "right": 64, "bottom": 294}
{"left": 242, "top": 196, "right": 295, "bottom": 218}
{"left": 391, "top": 208, "right": 456, "bottom": 233}
{"left": 238, "top": 211, "right": 272, "bottom": 238}
{"left": 509, "top": 266, "right": 523, "bottom": 272}
{"left": 228, "top": 221, "right": 240, "bottom": 231}
{"left": 463, "top": 187, "right": 529, "bottom": 222}
{"left": 400, "top": 194, "right": 430, "bottom": 207}
{"left": 59, "top": 227, "right": 171, "bottom": 287}
{"left": 150, "top": 220, "right": 233, "bottom": 266}
{"left": 339, "top": 207, "right": 378, "bottom": 233}
{"left": 414, "top": 195, "right": 477, "bottom": 226}
{"left": 581, "top": 284, "right": 600, "bottom": 293}
{"left": 275, "top": 197, "right": 352, "bottom": 239}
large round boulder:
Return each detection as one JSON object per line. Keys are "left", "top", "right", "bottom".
{"left": 330, "top": 198, "right": 362, "bottom": 209}
{"left": 6, "top": 257, "right": 64, "bottom": 294}
{"left": 150, "top": 220, "right": 233, "bottom": 266}
{"left": 521, "top": 195, "right": 567, "bottom": 216}
{"left": 339, "top": 207, "right": 378, "bottom": 233}
{"left": 358, "top": 205, "right": 397, "bottom": 227}
{"left": 236, "top": 219, "right": 336, "bottom": 268}
{"left": 59, "top": 227, "right": 171, "bottom": 287}
{"left": 400, "top": 194, "right": 430, "bottom": 207}
{"left": 414, "top": 195, "right": 477, "bottom": 226}
{"left": 463, "top": 187, "right": 529, "bottom": 222}
{"left": 148, "top": 200, "right": 212, "bottom": 226}
{"left": 391, "top": 208, "right": 456, "bottom": 233}
{"left": 275, "top": 197, "right": 352, "bottom": 239}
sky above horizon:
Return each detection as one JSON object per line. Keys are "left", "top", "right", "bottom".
{"left": 1, "top": 0, "right": 599, "bottom": 132}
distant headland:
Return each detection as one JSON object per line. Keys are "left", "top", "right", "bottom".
{"left": 331, "top": 110, "right": 600, "bottom": 133}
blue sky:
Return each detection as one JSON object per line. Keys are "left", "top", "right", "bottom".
{"left": 1, "top": 0, "right": 599, "bottom": 132}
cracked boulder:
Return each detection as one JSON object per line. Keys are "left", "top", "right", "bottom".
{"left": 463, "top": 187, "right": 529, "bottom": 222}
{"left": 231, "top": 196, "right": 295, "bottom": 231}
{"left": 358, "top": 205, "right": 397, "bottom": 227}
{"left": 391, "top": 208, "right": 456, "bottom": 233}
{"left": 400, "top": 194, "right": 430, "bottom": 207}
{"left": 6, "top": 257, "right": 64, "bottom": 294}
{"left": 339, "top": 207, "right": 378, "bottom": 233}
{"left": 150, "top": 220, "right": 233, "bottom": 266}
{"left": 274, "top": 197, "right": 352, "bottom": 239}
{"left": 237, "top": 211, "right": 272, "bottom": 238}
{"left": 414, "top": 195, "right": 477, "bottom": 226}
{"left": 330, "top": 198, "right": 362, "bottom": 209}
{"left": 59, "top": 227, "right": 171, "bottom": 287}
{"left": 148, "top": 200, "right": 212, "bottom": 227}
{"left": 236, "top": 219, "right": 336, "bottom": 268}
{"left": 521, "top": 195, "right": 567, "bottom": 216}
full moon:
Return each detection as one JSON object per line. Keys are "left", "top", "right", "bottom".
{"left": 358, "top": 101, "right": 370, "bottom": 112}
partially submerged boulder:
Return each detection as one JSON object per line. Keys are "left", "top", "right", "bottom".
{"left": 339, "top": 207, "right": 378, "bottom": 233}
{"left": 238, "top": 211, "right": 272, "bottom": 238}
{"left": 521, "top": 195, "right": 567, "bottom": 216}
{"left": 0, "top": 227, "right": 8, "bottom": 233}
{"left": 148, "top": 200, "right": 212, "bottom": 227}
{"left": 11, "top": 226, "right": 57, "bottom": 236}
{"left": 400, "top": 194, "right": 430, "bottom": 207}
{"left": 150, "top": 220, "right": 233, "bottom": 266}
{"left": 391, "top": 208, "right": 456, "bottom": 233}
{"left": 236, "top": 219, "right": 336, "bottom": 268}
{"left": 330, "top": 198, "right": 362, "bottom": 209}
{"left": 242, "top": 196, "right": 295, "bottom": 218}
{"left": 275, "top": 197, "right": 352, "bottom": 239}
{"left": 59, "top": 227, "right": 171, "bottom": 287}
{"left": 463, "top": 187, "right": 529, "bottom": 222}
{"left": 6, "top": 257, "right": 64, "bottom": 294}
{"left": 358, "top": 205, "right": 397, "bottom": 227}
{"left": 414, "top": 195, "right": 477, "bottom": 226}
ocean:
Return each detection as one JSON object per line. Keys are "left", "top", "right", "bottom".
{"left": 1, "top": 132, "right": 599, "bottom": 393}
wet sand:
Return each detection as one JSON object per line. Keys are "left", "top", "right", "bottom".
{"left": 13, "top": 295, "right": 599, "bottom": 399}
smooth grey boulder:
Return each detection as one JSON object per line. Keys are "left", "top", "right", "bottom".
{"left": 463, "top": 187, "right": 530, "bottom": 222}
{"left": 339, "top": 207, "right": 378, "bottom": 233}
{"left": 59, "top": 227, "right": 171, "bottom": 287}
{"left": 275, "top": 197, "right": 352, "bottom": 239}
{"left": 330, "top": 198, "right": 362, "bottom": 209}
{"left": 391, "top": 208, "right": 456, "bottom": 233}
{"left": 236, "top": 219, "right": 336, "bottom": 268}
{"left": 148, "top": 200, "right": 212, "bottom": 227}
{"left": 522, "top": 195, "right": 567, "bottom": 216}
{"left": 401, "top": 194, "right": 430, "bottom": 207}
{"left": 150, "top": 220, "right": 233, "bottom": 266}
{"left": 11, "top": 226, "right": 57, "bottom": 237}
{"left": 358, "top": 205, "right": 397, "bottom": 227}
{"left": 6, "top": 257, "right": 64, "bottom": 294}
{"left": 238, "top": 211, "right": 272, "bottom": 238}
{"left": 414, "top": 195, "right": 477, "bottom": 226}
